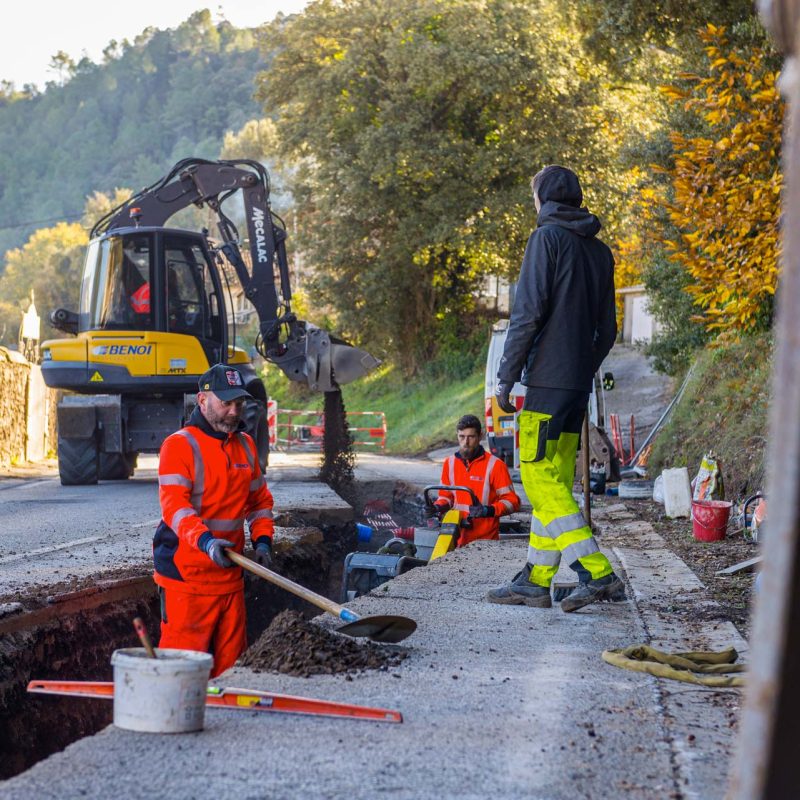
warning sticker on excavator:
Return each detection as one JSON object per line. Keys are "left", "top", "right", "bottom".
{"left": 90, "top": 371, "right": 104, "bottom": 382}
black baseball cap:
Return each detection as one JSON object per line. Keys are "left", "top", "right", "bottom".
{"left": 198, "top": 364, "right": 252, "bottom": 401}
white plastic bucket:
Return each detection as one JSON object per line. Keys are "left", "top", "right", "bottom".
{"left": 110, "top": 648, "right": 213, "bottom": 733}
{"left": 413, "top": 527, "right": 440, "bottom": 561}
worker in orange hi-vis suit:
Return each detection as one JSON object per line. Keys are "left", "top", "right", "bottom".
{"left": 153, "top": 364, "right": 274, "bottom": 678}
{"left": 433, "top": 414, "right": 521, "bottom": 546}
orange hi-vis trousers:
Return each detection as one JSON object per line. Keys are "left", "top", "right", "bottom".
{"left": 158, "top": 586, "right": 247, "bottom": 678}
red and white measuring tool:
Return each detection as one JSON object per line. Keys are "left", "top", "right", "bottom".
{"left": 27, "top": 680, "right": 402, "bottom": 723}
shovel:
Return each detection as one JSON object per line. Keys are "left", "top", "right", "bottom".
{"left": 226, "top": 550, "right": 416, "bottom": 644}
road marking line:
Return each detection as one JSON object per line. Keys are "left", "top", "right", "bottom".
{"left": 131, "top": 518, "right": 161, "bottom": 529}
{"left": 0, "top": 535, "right": 107, "bottom": 564}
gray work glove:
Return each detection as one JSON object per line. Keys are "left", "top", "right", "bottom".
{"left": 469, "top": 504, "right": 495, "bottom": 518}
{"left": 204, "top": 537, "right": 235, "bottom": 568}
{"left": 254, "top": 540, "right": 273, "bottom": 569}
{"left": 495, "top": 381, "right": 516, "bottom": 414}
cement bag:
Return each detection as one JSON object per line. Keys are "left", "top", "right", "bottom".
{"left": 692, "top": 453, "right": 725, "bottom": 501}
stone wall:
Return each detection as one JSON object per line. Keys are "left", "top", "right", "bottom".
{"left": 0, "top": 349, "right": 58, "bottom": 467}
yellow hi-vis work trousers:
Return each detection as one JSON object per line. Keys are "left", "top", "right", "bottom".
{"left": 518, "top": 408, "right": 614, "bottom": 589}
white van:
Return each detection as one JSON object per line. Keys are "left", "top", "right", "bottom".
{"left": 484, "top": 320, "right": 525, "bottom": 466}
{"left": 484, "top": 320, "right": 606, "bottom": 467}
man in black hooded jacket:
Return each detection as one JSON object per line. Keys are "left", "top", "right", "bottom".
{"left": 486, "top": 165, "right": 623, "bottom": 612}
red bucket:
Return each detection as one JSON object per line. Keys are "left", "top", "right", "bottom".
{"left": 691, "top": 500, "right": 732, "bottom": 542}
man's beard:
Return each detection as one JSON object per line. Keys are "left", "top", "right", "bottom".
{"left": 206, "top": 406, "right": 242, "bottom": 433}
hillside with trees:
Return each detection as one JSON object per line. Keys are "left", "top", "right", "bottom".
{"left": 0, "top": 10, "right": 263, "bottom": 258}
{"left": 255, "top": 0, "right": 776, "bottom": 376}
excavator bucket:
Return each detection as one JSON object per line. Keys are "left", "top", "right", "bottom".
{"left": 270, "top": 322, "right": 380, "bottom": 392}
{"left": 305, "top": 326, "right": 380, "bottom": 393}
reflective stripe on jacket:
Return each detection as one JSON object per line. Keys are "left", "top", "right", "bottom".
{"left": 437, "top": 448, "right": 521, "bottom": 545}
{"left": 154, "top": 411, "right": 274, "bottom": 594}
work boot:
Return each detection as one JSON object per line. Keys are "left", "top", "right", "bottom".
{"left": 485, "top": 565, "right": 552, "bottom": 608}
{"left": 560, "top": 573, "right": 624, "bottom": 613}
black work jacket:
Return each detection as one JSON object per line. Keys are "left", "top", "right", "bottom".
{"left": 498, "top": 201, "right": 616, "bottom": 392}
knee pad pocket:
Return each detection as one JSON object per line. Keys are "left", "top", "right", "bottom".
{"left": 519, "top": 413, "right": 551, "bottom": 463}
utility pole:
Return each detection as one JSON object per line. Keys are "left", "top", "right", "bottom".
{"left": 730, "top": 2, "right": 800, "bottom": 796}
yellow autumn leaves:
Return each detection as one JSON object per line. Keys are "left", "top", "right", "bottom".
{"left": 616, "top": 25, "right": 782, "bottom": 338}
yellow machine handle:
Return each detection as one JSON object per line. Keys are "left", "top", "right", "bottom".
{"left": 429, "top": 509, "right": 463, "bottom": 562}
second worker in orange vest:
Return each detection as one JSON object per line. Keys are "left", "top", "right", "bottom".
{"left": 434, "top": 414, "right": 521, "bottom": 545}
{"left": 153, "top": 364, "right": 274, "bottom": 678}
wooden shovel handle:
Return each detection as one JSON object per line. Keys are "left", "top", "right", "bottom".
{"left": 226, "top": 549, "right": 356, "bottom": 622}
{"left": 133, "top": 617, "right": 157, "bottom": 658}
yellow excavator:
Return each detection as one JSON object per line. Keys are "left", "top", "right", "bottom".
{"left": 41, "top": 158, "right": 378, "bottom": 485}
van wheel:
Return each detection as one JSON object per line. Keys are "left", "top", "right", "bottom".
{"left": 58, "top": 437, "right": 99, "bottom": 485}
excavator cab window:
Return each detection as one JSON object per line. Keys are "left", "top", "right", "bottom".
{"left": 163, "top": 236, "right": 221, "bottom": 343}
{"left": 79, "top": 233, "right": 153, "bottom": 331}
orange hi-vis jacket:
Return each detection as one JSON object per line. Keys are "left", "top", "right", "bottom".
{"left": 437, "top": 447, "right": 521, "bottom": 545}
{"left": 154, "top": 407, "right": 274, "bottom": 594}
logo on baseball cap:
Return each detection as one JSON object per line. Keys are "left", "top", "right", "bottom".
{"left": 198, "top": 364, "right": 253, "bottom": 401}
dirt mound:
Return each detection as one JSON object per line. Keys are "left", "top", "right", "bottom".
{"left": 239, "top": 610, "right": 406, "bottom": 677}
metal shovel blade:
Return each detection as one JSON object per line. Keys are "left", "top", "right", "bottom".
{"left": 337, "top": 615, "right": 417, "bottom": 644}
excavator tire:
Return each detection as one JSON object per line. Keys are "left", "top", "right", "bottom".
{"left": 98, "top": 452, "right": 137, "bottom": 480}
{"left": 58, "top": 436, "right": 99, "bottom": 486}
{"left": 243, "top": 397, "right": 269, "bottom": 471}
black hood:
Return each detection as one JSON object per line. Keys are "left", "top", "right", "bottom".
{"left": 533, "top": 165, "right": 583, "bottom": 207}
{"left": 536, "top": 201, "right": 601, "bottom": 238}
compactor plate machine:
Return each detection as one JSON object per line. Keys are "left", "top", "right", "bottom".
{"left": 42, "top": 158, "right": 378, "bottom": 484}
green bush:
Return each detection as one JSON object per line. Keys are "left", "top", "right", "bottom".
{"left": 648, "top": 332, "right": 771, "bottom": 497}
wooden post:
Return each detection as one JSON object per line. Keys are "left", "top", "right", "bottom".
{"left": 582, "top": 411, "right": 591, "bottom": 529}
{"left": 730, "top": 3, "right": 800, "bottom": 796}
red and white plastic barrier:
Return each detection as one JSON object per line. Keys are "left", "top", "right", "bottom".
{"left": 267, "top": 399, "right": 278, "bottom": 447}
{"left": 274, "top": 409, "right": 387, "bottom": 451}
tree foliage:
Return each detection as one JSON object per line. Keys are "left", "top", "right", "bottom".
{"left": 256, "top": 0, "right": 652, "bottom": 372}
{"left": 0, "top": 222, "right": 87, "bottom": 344}
{"left": 615, "top": 23, "right": 781, "bottom": 367}
{"left": 659, "top": 25, "right": 782, "bottom": 336}
{"left": 574, "top": 0, "right": 760, "bottom": 63}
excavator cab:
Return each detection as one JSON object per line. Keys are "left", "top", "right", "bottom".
{"left": 45, "top": 228, "right": 230, "bottom": 396}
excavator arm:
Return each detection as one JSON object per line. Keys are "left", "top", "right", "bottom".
{"left": 92, "top": 158, "right": 377, "bottom": 391}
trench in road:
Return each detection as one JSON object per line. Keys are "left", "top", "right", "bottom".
{"left": 0, "top": 515, "right": 360, "bottom": 781}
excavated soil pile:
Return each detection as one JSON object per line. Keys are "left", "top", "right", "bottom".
{"left": 319, "top": 389, "right": 355, "bottom": 499}
{"left": 239, "top": 610, "right": 406, "bottom": 677}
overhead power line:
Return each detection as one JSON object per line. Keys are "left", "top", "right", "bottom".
{"left": 0, "top": 212, "right": 86, "bottom": 232}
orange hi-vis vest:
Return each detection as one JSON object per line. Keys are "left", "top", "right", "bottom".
{"left": 130, "top": 282, "right": 150, "bottom": 314}
{"left": 154, "top": 409, "right": 274, "bottom": 594}
{"left": 438, "top": 448, "right": 521, "bottom": 545}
